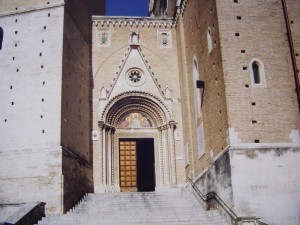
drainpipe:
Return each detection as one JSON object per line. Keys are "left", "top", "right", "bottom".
{"left": 281, "top": 0, "right": 300, "bottom": 113}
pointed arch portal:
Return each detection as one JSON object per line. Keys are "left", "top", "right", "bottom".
{"left": 94, "top": 93, "right": 177, "bottom": 193}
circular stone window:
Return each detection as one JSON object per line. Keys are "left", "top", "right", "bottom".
{"left": 126, "top": 68, "right": 146, "bottom": 87}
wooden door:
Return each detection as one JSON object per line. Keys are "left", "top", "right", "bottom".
{"left": 119, "top": 141, "right": 137, "bottom": 192}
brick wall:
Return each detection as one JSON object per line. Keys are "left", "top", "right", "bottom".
{"left": 177, "top": 0, "right": 229, "bottom": 178}
{"left": 216, "top": 0, "right": 300, "bottom": 144}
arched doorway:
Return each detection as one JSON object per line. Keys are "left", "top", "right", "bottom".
{"left": 93, "top": 92, "right": 177, "bottom": 193}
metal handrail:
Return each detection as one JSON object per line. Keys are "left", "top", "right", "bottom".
{"left": 188, "top": 178, "right": 268, "bottom": 225}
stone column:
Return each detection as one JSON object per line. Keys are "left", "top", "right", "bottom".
{"left": 168, "top": 120, "right": 177, "bottom": 185}
{"left": 158, "top": 127, "right": 164, "bottom": 186}
{"left": 111, "top": 128, "right": 115, "bottom": 187}
{"left": 95, "top": 121, "right": 105, "bottom": 192}
{"left": 162, "top": 125, "right": 170, "bottom": 185}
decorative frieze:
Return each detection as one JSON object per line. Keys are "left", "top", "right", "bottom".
{"left": 93, "top": 16, "right": 174, "bottom": 28}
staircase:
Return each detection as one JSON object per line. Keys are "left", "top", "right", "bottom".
{"left": 38, "top": 190, "right": 229, "bottom": 225}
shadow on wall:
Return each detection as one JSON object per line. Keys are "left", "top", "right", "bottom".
{"left": 0, "top": 27, "right": 3, "bottom": 50}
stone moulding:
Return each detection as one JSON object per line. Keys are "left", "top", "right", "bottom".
{"left": 92, "top": 16, "right": 175, "bottom": 28}
{"left": 101, "top": 91, "right": 172, "bottom": 122}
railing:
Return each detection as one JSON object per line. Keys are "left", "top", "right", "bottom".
{"left": 188, "top": 178, "right": 268, "bottom": 225}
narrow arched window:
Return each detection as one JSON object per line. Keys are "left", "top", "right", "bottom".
{"left": 0, "top": 27, "right": 3, "bottom": 50}
{"left": 207, "top": 27, "right": 213, "bottom": 54}
{"left": 249, "top": 58, "right": 266, "bottom": 87}
{"left": 193, "top": 59, "right": 201, "bottom": 118}
{"left": 252, "top": 61, "right": 260, "bottom": 84}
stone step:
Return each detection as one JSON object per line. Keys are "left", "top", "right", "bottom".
{"left": 38, "top": 190, "right": 229, "bottom": 225}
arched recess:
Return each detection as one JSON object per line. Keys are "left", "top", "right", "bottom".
{"left": 94, "top": 92, "right": 177, "bottom": 193}
{"left": 249, "top": 58, "right": 266, "bottom": 87}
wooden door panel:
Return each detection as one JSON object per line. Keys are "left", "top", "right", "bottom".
{"left": 120, "top": 141, "right": 137, "bottom": 192}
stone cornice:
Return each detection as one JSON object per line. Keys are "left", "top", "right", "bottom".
{"left": 0, "top": 3, "right": 65, "bottom": 17}
{"left": 92, "top": 16, "right": 175, "bottom": 28}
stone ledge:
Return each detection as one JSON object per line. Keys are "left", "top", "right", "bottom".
{"left": 3, "top": 202, "right": 45, "bottom": 225}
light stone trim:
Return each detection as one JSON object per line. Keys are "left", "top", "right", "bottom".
{"left": 92, "top": 16, "right": 174, "bottom": 28}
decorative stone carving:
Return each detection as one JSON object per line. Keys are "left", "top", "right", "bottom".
{"left": 130, "top": 31, "right": 139, "bottom": 45}
{"left": 100, "top": 86, "right": 108, "bottom": 99}
{"left": 157, "top": 30, "right": 172, "bottom": 48}
{"left": 164, "top": 85, "right": 172, "bottom": 99}
{"left": 93, "top": 17, "right": 174, "bottom": 28}
{"left": 92, "top": 130, "right": 99, "bottom": 141}
{"left": 97, "top": 28, "right": 110, "bottom": 47}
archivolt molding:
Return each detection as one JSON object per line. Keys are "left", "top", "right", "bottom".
{"left": 101, "top": 91, "right": 172, "bottom": 126}
{"left": 93, "top": 16, "right": 174, "bottom": 28}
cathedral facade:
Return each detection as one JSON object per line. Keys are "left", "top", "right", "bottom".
{"left": 0, "top": 0, "right": 300, "bottom": 224}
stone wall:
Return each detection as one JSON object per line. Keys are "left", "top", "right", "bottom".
{"left": 60, "top": 0, "right": 104, "bottom": 212}
{"left": 0, "top": 0, "right": 104, "bottom": 213}
{"left": 230, "top": 147, "right": 300, "bottom": 225}
{"left": 193, "top": 149, "right": 234, "bottom": 208}
{"left": 0, "top": 3, "right": 65, "bottom": 214}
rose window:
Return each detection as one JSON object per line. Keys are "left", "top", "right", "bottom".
{"left": 126, "top": 68, "right": 146, "bottom": 87}
{"left": 129, "top": 71, "right": 142, "bottom": 83}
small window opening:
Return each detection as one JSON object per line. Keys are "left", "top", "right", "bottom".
{"left": 254, "top": 139, "right": 260, "bottom": 143}
{"left": 252, "top": 61, "right": 260, "bottom": 84}
{"left": 237, "top": 16, "right": 241, "bottom": 20}
{"left": 0, "top": 27, "right": 3, "bottom": 50}
{"left": 207, "top": 27, "right": 213, "bottom": 53}
{"left": 234, "top": 0, "right": 238, "bottom": 2}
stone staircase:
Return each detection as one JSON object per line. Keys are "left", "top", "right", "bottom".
{"left": 37, "top": 190, "right": 229, "bottom": 225}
